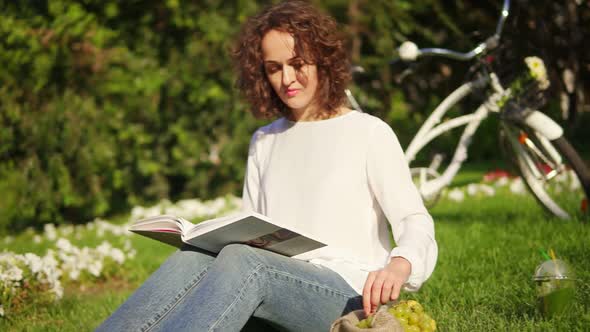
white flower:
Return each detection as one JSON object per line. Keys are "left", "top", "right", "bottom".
{"left": 96, "top": 241, "right": 112, "bottom": 256}
{"left": 93, "top": 219, "right": 129, "bottom": 237}
{"left": 33, "top": 235, "right": 42, "bottom": 243}
{"left": 0, "top": 304, "right": 4, "bottom": 317}
{"left": 110, "top": 248, "right": 125, "bottom": 264}
{"left": 24, "top": 253, "right": 43, "bottom": 274}
{"left": 447, "top": 188, "right": 465, "bottom": 202}
{"left": 478, "top": 184, "right": 496, "bottom": 196}
{"left": 88, "top": 261, "right": 103, "bottom": 277}
{"left": 56, "top": 238, "right": 74, "bottom": 253}
{"left": 495, "top": 177, "right": 509, "bottom": 187}
{"left": 50, "top": 283, "right": 64, "bottom": 300}
{"left": 4, "top": 265, "right": 24, "bottom": 282}
{"left": 44, "top": 223, "right": 57, "bottom": 241}
{"left": 525, "top": 56, "right": 550, "bottom": 90}
{"left": 466, "top": 184, "right": 478, "bottom": 196}
{"left": 510, "top": 178, "right": 527, "bottom": 195}
{"left": 127, "top": 249, "right": 137, "bottom": 259}
{"left": 41, "top": 251, "right": 61, "bottom": 278}
{"left": 59, "top": 225, "right": 74, "bottom": 236}
{"left": 68, "top": 269, "right": 80, "bottom": 280}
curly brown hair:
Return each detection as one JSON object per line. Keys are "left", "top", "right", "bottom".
{"left": 233, "top": 0, "right": 351, "bottom": 119}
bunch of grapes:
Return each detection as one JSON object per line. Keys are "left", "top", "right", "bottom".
{"left": 356, "top": 300, "right": 436, "bottom": 331}
{"left": 356, "top": 316, "right": 373, "bottom": 329}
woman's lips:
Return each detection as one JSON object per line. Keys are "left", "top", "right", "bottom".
{"left": 286, "top": 89, "right": 299, "bottom": 97}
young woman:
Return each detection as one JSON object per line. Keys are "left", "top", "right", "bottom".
{"left": 98, "top": 1, "right": 437, "bottom": 331}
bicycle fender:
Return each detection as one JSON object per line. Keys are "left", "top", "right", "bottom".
{"left": 523, "top": 111, "right": 563, "bottom": 140}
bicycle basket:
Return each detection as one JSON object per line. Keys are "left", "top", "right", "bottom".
{"left": 484, "top": 41, "right": 550, "bottom": 113}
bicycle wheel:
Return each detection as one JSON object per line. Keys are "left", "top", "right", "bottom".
{"left": 500, "top": 122, "right": 590, "bottom": 221}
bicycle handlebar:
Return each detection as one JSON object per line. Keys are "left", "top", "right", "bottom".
{"left": 398, "top": 0, "right": 510, "bottom": 62}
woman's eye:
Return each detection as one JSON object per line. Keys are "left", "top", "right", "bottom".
{"left": 265, "top": 65, "right": 280, "bottom": 74}
{"left": 291, "top": 61, "right": 304, "bottom": 69}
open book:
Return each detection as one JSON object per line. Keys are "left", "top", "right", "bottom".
{"left": 129, "top": 211, "right": 326, "bottom": 257}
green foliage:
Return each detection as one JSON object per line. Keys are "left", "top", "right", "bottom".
{"left": 0, "top": 0, "right": 588, "bottom": 231}
{"left": 0, "top": 1, "right": 266, "bottom": 232}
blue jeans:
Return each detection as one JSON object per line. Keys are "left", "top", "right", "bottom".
{"left": 97, "top": 244, "right": 362, "bottom": 332}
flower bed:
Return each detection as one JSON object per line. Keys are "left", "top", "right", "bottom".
{"left": 0, "top": 195, "right": 241, "bottom": 318}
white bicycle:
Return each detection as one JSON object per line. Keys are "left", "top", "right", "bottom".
{"left": 347, "top": 0, "right": 590, "bottom": 221}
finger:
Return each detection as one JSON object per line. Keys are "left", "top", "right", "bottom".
{"left": 370, "top": 273, "right": 386, "bottom": 311}
{"left": 380, "top": 278, "right": 395, "bottom": 305}
{"left": 389, "top": 281, "right": 402, "bottom": 302}
{"left": 362, "top": 272, "right": 376, "bottom": 315}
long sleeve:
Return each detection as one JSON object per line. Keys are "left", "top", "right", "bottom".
{"left": 239, "top": 112, "right": 437, "bottom": 295}
{"left": 242, "top": 131, "right": 261, "bottom": 213}
{"left": 366, "top": 121, "right": 438, "bottom": 291}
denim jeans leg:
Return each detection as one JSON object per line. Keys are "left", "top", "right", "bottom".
{"left": 98, "top": 244, "right": 363, "bottom": 332}
{"left": 150, "top": 244, "right": 362, "bottom": 332}
{"left": 96, "top": 246, "right": 215, "bottom": 332}
{"left": 249, "top": 247, "right": 363, "bottom": 331}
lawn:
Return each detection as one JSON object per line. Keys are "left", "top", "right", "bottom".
{"left": 1, "top": 170, "right": 589, "bottom": 331}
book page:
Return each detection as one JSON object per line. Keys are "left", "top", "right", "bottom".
{"left": 264, "top": 237, "right": 326, "bottom": 257}
{"left": 130, "top": 215, "right": 185, "bottom": 233}
{"left": 186, "top": 211, "right": 272, "bottom": 237}
{"left": 249, "top": 231, "right": 326, "bottom": 257}
{"left": 131, "top": 229, "right": 184, "bottom": 248}
{"left": 184, "top": 215, "right": 326, "bottom": 256}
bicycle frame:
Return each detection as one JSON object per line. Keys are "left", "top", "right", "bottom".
{"left": 345, "top": 73, "right": 501, "bottom": 200}
{"left": 402, "top": 68, "right": 567, "bottom": 200}
{"left": 403, "top": 74, "right": 495, "bottom": 199}
{"left": 346, "top": 0, "right": 589, "bottom": 219}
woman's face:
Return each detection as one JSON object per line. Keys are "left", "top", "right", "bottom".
{"left": 261, "top": 29, "right": 319, "bottom": 115}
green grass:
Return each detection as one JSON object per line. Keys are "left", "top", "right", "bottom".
{"left": 412, "top": 191, "right": 590, "bottom": 331}
{"left": 1, "top": 170, "right": 589, "bottom": 331}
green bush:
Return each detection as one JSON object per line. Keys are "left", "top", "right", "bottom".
{"left": 1, "top": 1, "right": 588, "bottom": 232}
{"left": 0, "top": 1, "right": 265, "bottom": 232}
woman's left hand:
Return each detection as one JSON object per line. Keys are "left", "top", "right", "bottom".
{"left": 362, "top": 256, "right": 411, "bottom": 316}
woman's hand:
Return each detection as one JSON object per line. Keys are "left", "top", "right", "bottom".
{"left": 362, "top": 256, "right": 411, "bottom": 316}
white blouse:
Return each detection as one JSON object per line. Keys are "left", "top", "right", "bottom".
{"left": 242, "top": 110, "right": 437, "bottom": 294}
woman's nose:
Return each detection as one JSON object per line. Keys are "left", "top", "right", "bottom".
{"left": 282, "top": 65, "right": 295, "bottom": 86}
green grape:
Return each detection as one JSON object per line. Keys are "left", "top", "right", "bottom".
{"left": 406, "top": 300, "right": 424, "bottom": 315}
{"left": 398, "top": 312, "right": 410, "bottom": 322}
{"left": 419, "top": 317, "right": 432, "bottom": 330}
{"left": 408, "top": 312, "right": 420, "bottom": 325}
{"left": 356, "top": 319, "right": 368, "bottom": 329}
{"left": 401, "top": 321, "right": 410, "bottom": 331}
{"left": 388, "top": 299, "right": 436, "bottom": 331}
{"left": 429, "top": 318, "right": 437, "bottom": 331}
{"left": 396, "top": 315, "right": 409, "bottom": 326}
{"left": 394, "top": 303, "right": 411, "bottom": 315}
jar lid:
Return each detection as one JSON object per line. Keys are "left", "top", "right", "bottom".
{"left": 532, "top": 259, "right": 575, "bottom": 281}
